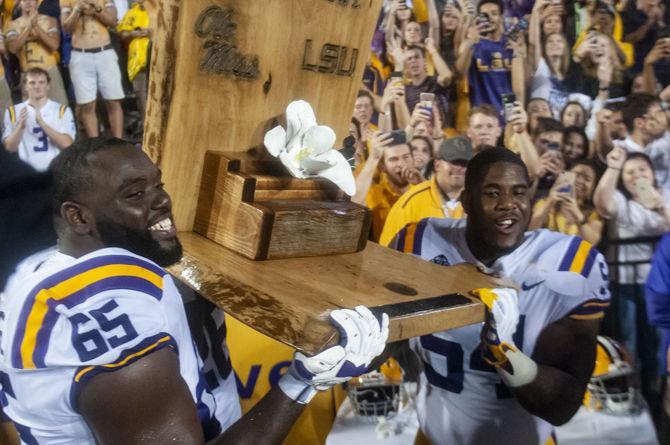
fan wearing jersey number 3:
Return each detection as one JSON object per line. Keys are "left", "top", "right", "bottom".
{"left": 0, "top": 138, "right": 388, "bottom": 445}
{"left": 390, "top": 147, "right": 611, "bottom": 445}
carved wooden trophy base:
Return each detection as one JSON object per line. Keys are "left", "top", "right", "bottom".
{"left": 194, "top": 151, "right": 370, "bottom": 260}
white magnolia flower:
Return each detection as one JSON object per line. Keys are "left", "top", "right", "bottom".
{"left": 263, "top": 100, "right": 356, "bottom": 196}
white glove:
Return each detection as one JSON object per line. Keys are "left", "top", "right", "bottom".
{"left": 473, "top": 287, "right": 537, "bottom": 387}
{"left": 472, "top": 288, "right": 520, "bottom": 366}
{"left": 279, "top": 306, "right": 389, "bottom": 403}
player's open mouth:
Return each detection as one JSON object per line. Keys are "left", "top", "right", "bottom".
{"left": 148, "top": 217, "right": 177, "bottom": 239}
{"left": 494, "top": 217, "right": 517, "bottom": 234}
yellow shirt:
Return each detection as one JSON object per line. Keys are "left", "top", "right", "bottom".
{"left": 572, "top": 14, "right": 633, "bottom": 68}
{"left": 225, "top": 315, "right": 345, "bottom": 444}
{"left": 379, "top": 176, "right": 464, "bottom": 247}
{"left": 533, "top": 199, "right": 602, "bottom": 235}
{"left": 366, "top": 173, "right": 403, "bottom": 242}
{"left": 6, "top": 15, "right": 59, "bottom": 71}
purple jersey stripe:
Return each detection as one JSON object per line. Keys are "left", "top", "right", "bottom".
{"left": 558, "top": 237, "right": 582, "bottom": 272}
{"left": 580, "top": 245, "right": 598, "bottom": 278}
{"left": 413, "top": 219, "right": 428, "bottom": 256}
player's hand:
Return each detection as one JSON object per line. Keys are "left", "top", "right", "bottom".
{"left": 369, "top": 131, "right": 393, "bottom": 161}
{"left": 606, "top": 145, "right": 626, "bottom": 171}
{"left": 35, "top": 109, "right": 45, "bottom": 127}
{"left": 401, "top": 165, "right": 425, "bottom": 185}
{"left": 279, "top": 306, "right": 389, "bottom": 402}
{"left": 410, "top": 103, "right": 432, "bottom": 128}
{"left": 17, "top": 107, "right": 28, "bottom": 129}
{"left": 473, "top": 288, "right": 520, "bottom": 367}
{"left": 507, "top": 101, "right": 527, "bottom": 134}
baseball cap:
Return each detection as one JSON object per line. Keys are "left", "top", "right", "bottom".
{"left": 437, "top": 136, "right": 473, "bottom": 162}
{"left": 595, "top": 1, "right": 615, "bottom": 16}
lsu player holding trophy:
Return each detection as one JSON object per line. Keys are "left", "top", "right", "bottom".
{"left": 0, "top": 138, "right": 389, "bottom": 444}
{"left": 391, "top": 148, "right": 611, "bottom": 445}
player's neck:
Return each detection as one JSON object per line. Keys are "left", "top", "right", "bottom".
{"left": 465, "top": 228, "right": 503, "bottom": 267}
{"left": 28, "top": 96, "right": 48, "bottom": 109}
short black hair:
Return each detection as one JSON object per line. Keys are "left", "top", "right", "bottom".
{"left": 51, "top": 137, "right": 134, "bottom": 215}
{"left": 533, "top": 117, "right": 564, "bottom": 138}
{"left": 477, "top": 0, "right": 503, "bottom": 13}
{"left": 356, "top": 90, "right": 374, "bottom": 104}
{"left": 465, "top": 147, "right": 528, "bottom": 192}
{"left": 622, "top": 93, "right": 658, "bottom": 133}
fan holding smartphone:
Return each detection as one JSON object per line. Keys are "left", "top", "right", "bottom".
{"left": 530, "top": 161, "right": 604, "bottom": 245}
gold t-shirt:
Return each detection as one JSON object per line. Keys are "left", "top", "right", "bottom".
{"left": 6, "top": 15, "right": 58, "bottom": 71}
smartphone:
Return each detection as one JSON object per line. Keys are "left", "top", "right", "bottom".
{"left": 419, "top": 92, "right": 435, "bottom": 119}
{"left": 635, "top": 178, "right": 657, "bottom": 209}
{"left": 657, "top": 26, "right": 670, "bottom": 43}
{"left": 389, "top": 129, "right": 407, "bottom": 146}
{"left": 501, "top": 93, "right": 516, "bottom": 122}
{"left": 476, "top": 12, "right": 490, "bottom": 27}
{"left": 555, "top": 171, "right": 575, "bottom": 196}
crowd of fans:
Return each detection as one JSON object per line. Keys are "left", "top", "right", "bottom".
{"left": 0, "top": 0, "right": 154, "bottom": 173}
{"left": 348, "top": 0, "right": 670, "bottom": 436}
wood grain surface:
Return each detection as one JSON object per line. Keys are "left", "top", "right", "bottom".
{"left": 144, "top": 0, "right": 383, "bottom": 231}
{"left": 168, "top": 232, "right": 514, "bottom": 354}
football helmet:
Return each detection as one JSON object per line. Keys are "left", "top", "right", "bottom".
{"left": 583, "top": 336, "right": 643, "bottom": 415}
{"left": 345, "top": 359, "right": 403, "bottom": 420}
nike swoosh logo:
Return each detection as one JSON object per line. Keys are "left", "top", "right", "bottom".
{"left": 521, "top": 280, "right": 545, "bottom": 291}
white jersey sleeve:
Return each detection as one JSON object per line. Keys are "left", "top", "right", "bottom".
{"left": 0, "top": 248, "right": 240, "bottom": 444}
{"left": 54, "top": 104, "right": 76, "bottom": 140}
{"left": 2, "top": 105, "right": 17, "bottom": 142}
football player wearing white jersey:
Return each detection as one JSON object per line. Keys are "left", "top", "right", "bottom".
{"left": 0, "top": 138, "right": 389, "bottom": 444}
{"left": 389, "top": 147, "right": 611, "bottom": 445}
{"left": 2, "top": 67, "right": 75, "bottom": 172}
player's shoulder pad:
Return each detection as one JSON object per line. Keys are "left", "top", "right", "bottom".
{"left": 536, "top": 234, "right": 608, "bottom": 297}
{"left": 391, "top": 217, "right": 463, "bottom": 256}
{"left": 10, "top": 250, "right": 169, "bottom": 370}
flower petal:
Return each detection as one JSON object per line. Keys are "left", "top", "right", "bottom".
{"left": 279, "top": 152, "right": 306, "bottom": 178}
{"left": 263, "top": 126, "right": 287, "bottom": 157}
{"left": 312, "top": 150, "right": 356, "bottom": 196}
{"left": 286, "top": 100, "right": 317, "bottom": 155}
{"left": 303, "top": 125, "right": 336, "bottom": 157}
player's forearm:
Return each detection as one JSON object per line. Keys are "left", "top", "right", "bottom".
{"left": 430, "top": 49, "right": 453, "bottom": 87}
{"left": 511, "top": 58, "right": 525, "bottom": 105}
{"left": 6, "top": 30, "right": 30, "bottom": 54}
{"left": 208, "top": 386, "right": 305, "bottom": 445}
{"left": 34, "top": 28, "right": 60, "bottom": 52}
{"left": 509, "top": 363, "right": 586, "bottom": 426}
{"left": 352, "top": 157, "right": 381, "bottom": 204}
{"left": 61, "top": 12, "right": 81, "bottom": 34}
{"left": 455, "top": 42, "right": 473, "bottom": 77}
{"left": 3, "top": 130, "right": 23, "bottom": 152}
{"left": 593, "top": 169, "right": 619, "bottom": 218}
{"left": 43, "top": 126, "right": 74, "bottom": 149}
{"left": 95, "top": 9, "right": 118, "bottom": 28}
{"left": 514, "top": 132, "right": 540, "bottom": 179}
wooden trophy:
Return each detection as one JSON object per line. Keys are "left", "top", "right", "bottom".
{"left": 144, "top": 0, "right": 508, "bottom": 354}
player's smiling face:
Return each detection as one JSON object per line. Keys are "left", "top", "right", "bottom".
{"left": 464, "top": 162, "right": 530, "bottom": 264}
{"left": 85, "top": 145, "right": 182, "bottom": 266}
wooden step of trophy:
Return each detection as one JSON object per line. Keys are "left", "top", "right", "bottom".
{"left": 193, "top": 151, "right": 370, "bottom": 260}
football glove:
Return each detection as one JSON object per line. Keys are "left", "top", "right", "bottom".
{"left": 473, "top": 287, "right": 520, "bottom": 367}
{"left": 279, "top": 305, "right": 389, "bottom": 403}
{"left": 473, "top": 287, "right": 537, "bottom": 388}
